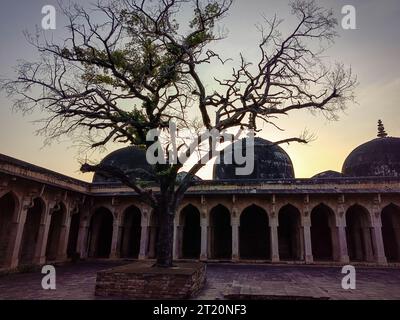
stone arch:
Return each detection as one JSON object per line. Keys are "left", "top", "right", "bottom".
{"left": 0, "top": 192, "right": 19, "bottom": 267}
{"left": 19, "top": 197, "right": 45, "bottom": 265}
{"left": 45, "top": 202, "right": 66, "bottom": 261}
{"left": 345, "top": 204, "right": 374, "bottom": 262}
{"left": 278, "top": 204, "right": 303, "bottom": 261}
{"left": 381, "top": 203, "right": 400, "bottom": 262}
{"left": 310, "top": 203, "right": 335, "bottom": 261}
{"left": 178, "top": 203, "right": 202, "bottom": 225}
{"left": 209, "top": 204, "right": 232, "bottom": 259}
{"left": 240, "top": 204, "right": 269, "bottom": 259}
{"left": 120, "top": 205, "right": 142, "bottom": 258}
{"left": 180, "top": 204, "right": 201, "bottom": 259}
{"left": 67, "top": 207, "right": 81, "bottom": 259}
{"left": 88, "top": 207, "right": 114, "bottom": 258}
{"left": 237, "top": 200, "right": 268, "bottom": 216}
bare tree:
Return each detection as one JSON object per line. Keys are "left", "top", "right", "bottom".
{"left": 1, "top": 0, "right": 356, "bottom": 267}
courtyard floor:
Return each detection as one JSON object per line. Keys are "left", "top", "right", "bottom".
{"left": 0, "top": 261, "right": 400, "bottom": 300}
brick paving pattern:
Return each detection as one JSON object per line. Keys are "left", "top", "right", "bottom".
{"left": 1, "top": 261, "right": 400, "bottom": 300}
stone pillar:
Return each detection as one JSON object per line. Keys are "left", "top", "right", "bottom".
{"left": 56, "top": 207, "right": 74, "bottom": 261}
{"left": 33, "top": 203, "right": 53, "bottom": 265}
{"left": 231, "top": 216, "right": 239, "bottom": 261}
{"left": 149, "top": 226, "right": 158, "bottom": 258}
{"left": 269, "top": 216, "right": 279, "bottom": 262}
{"left": 362, "top": 227, "right": 374, "bottom": 262}
{"left": 139, "top": 221, "right": 150, "bottom": 260}
{"left": 336, "top": 226, "right": 349, "bottom": 263}
{"left": 7, "top": 198, "right": 30, "bottom": 268}
{"left": 77, "top": 218, "right": 89, "bottom": 259}
{"left": 173, "top": 222, "right": 180, "bottom": 260}
{"left": 335, "top": 213, "right": 349, "bottom": 263}
{"left": 200, "top": 215, "right": 208, "bottom": 261}
{"left": 109, "top": 214, "right": 121, "bottom": 259}
{"left": 371, "top": 214, "right": 387, "bottom": 265}
{"left": 301, "top": 215, "right": 313, "bottom": 263}
{"left": 353, "top": 228, "right": 363, "bottom": 260}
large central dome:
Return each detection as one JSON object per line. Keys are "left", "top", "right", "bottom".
{"left": 213, "top": 137, "right": 295, "bottom": 180}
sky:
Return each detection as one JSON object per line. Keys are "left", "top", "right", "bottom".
{"left": 0, "top": 0, "right": 399, "bottom": 181}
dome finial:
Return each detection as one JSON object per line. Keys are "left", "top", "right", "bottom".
{"left": 377, "top": 119, "right": 388, "bottom": 138}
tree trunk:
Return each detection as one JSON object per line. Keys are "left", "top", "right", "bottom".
{"left": 155, "top": 205, "right": 175, "bottom": 267}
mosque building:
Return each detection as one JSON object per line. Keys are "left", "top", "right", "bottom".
{"left": 1, "top": 121, "right": 400, "bottom": 271}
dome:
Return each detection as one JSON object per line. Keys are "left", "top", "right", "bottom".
{"left": 312, "top": 170, "right": 343, "bottom": 179}
{"left": 93, "top": 146, "right": 154, "bottom": 183}
{"left": 213, "top": 137, "right": 295, "bottom": 180}
{"left": 342, "top": 137, "right": 400, "bottom": 177}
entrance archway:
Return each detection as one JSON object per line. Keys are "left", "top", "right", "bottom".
{"left": 346, "top": 205, "right": 373, "bottom": 262}
{"left": 181, "top": 204, "right": 201, "bottom": 259}
{"left": 210, "top": 205, "right": 232, "bottom": 259}
{"left": 382, "top": 204, "right": 400, "bottom": 262}
{"left": 45, "top": 203, "right": 65, "bottom": 261}
{"left": 120, "top": 206, "right": 142, "bottom": 258}
{"left": 278, "top": 204, "right": 302, "bottom": 261}
{"left": 20, "top": 198, "right": 44, "bottom": 265}
{"left": 0, "top": 192, "right": 18, "bottom": 267}
{"left": 311, "top": 204, "right": 334, "bottom": 261}
{"left": 240, "top": 205, "right": 269, "bottom": 259}
{"left": 88, "top": 207, "right": 113, "bottom": 258}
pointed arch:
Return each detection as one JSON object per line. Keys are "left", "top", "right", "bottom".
{"left": 46, "top": 202, "right": 66, "bottom": 261}
{"left": 345, "top": 204, "right": 373, "bottom": 262}
{"left": 19, "top": 197, "right": 45, "bottom": 265}
{"left": 240, "top": 204, "right": 269, "bottom": 259}
{"left": 67, "top": 208, "right": 81, "bottom": 259}
{"left": 209, "top": 204, "right": 232, "bottom": 259}
{"left": 278, "top": 204, "right": 302, "bottom": 261}
{"left": 311, "top": 203, "right": 335, "bottom": 261}
{"left": 180, "top": 204, "right": 201, "bottom": 259}
{"left": 381, "top": 203, "right": 400, "bottom": 262}
{"left": 0, "top": 192, "right": 19, "bottom": 267}
{"left": 120, "top": 205, "right": 142, "bottom": 258}
{"left": 88, "top": 207, "right": 114, "bottom": 258}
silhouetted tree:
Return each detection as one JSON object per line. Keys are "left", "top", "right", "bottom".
{"left": 1, "top": 0, "right": 356, "bottom": 267}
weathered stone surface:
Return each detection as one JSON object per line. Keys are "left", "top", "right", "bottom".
{"left": 343, "top": 137, "right": 400, "bottom": 177}
{"left": 95, "top": 262, "right": 206, "bottom": 299}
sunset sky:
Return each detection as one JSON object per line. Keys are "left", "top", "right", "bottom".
{"left": 1, "top": 0, "right": 399, "bottom": 181}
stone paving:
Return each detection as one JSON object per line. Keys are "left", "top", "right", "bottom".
{"left": 1, "top": 261, "right": 400, "bottom": 300}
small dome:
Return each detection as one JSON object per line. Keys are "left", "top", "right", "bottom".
{"left": 342, "top": 137, "right": 400, "bottom": 177}
{"left": 312, "top": 170, "right": 343, "bottom": 179}
{"left": 213, "top": 137, "right": 294, "bottom": 180}
{"left": 93, "top": 146, "right": 153, "bottom": 183}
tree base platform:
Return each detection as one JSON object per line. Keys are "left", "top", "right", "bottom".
{"left": 95, "top": 262, "right": 206, "bottom": 299}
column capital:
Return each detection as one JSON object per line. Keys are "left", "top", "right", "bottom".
{"left": 335, "top": 211, "right": 347, "bottom": 227}
{"left": 231, "top": 216, "right": 240, "bottom": 227}
{"left": 301, "top": 214, "right": 311, "bottom": 227}
{"left": 269, "top": 215, "right": 279, "bottom": 227}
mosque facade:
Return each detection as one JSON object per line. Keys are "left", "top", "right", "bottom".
{"left": 1, "top": 123, "right": 400, "bottom": 271}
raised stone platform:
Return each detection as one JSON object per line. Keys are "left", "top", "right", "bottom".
{"left": 95, "top": 262, "right": 206, "bottom": 299}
